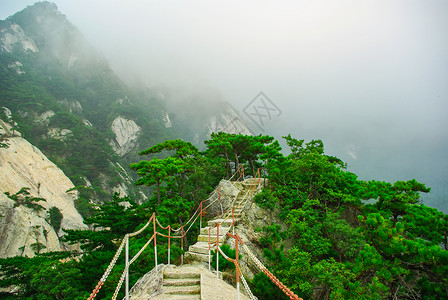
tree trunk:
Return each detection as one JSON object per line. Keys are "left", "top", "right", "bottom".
{"left": 234, "top": 152, "right": 239, "bottom": 175}
{"left": 156, "top": 180, "right": 161, "bottom": 205}
{"left": 249, "top": 158, "right": 255, "bottom": 177}
{"left": 224, "top": 152, "right": 232, "bottom": 178}
{"left": 444, "top": 230, "right": 447, "bottom": 250}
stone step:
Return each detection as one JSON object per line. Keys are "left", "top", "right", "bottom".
{"left": 189, "top": 242, "right": 213, "bottom": 254}
{"left": 164, "top": 285, "right": 200, "bottom": 295}
{"left": 185, "top": 251, "right": 210, "bottom": 262}
{"left": 200, "top": 226, "right": 230, "bottom": 235}
{"left": 164, "top": 271, "right": 200, "bottom": 280}
{"left": 152, "top": 294, "right": 201, "bottom": 300}
{"left": 197, "top": 234, "right": 227, "bottom": 243}
{"left": 163, "top": 278, "right": 200, "bottom": 287}
{"left": 207, "top": 218, "right": 239, "bottom": 227}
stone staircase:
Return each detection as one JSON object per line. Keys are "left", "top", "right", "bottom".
{"left": 186, "top": 182, "right": 254, "bottom": 262}
{"left": 153, "top": 265, "right": 201, "bottom": 299}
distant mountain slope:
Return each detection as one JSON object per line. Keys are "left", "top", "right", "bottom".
{"left": 0, "top": 2, "right": 252, "bottom": 207}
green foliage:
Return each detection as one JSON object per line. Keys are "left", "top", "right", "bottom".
{"left": 5, "top": 187, "right": 46, "bottom": 211}
{"left": 204, "top": 132, "right": 276, "bottom": 177}
{"left": 47, "top": 206, "right": 63, "bottom": 233}
{"left": 211, "top": 244, "right": 241, "bottom": 271}
{"left": 0, "top": 134, "right": 446, "bottom": 299}
{"left": 253, "top": 189, "right": 278, "bottom": 210}
{"left": 252, "top": 272, "right": 289, "bottom": 300}
{"left": 131, "top": 156, "right": 185, "bottom": 204}
{"left": 250, "top": 134, "right": 447, "bottom": 299}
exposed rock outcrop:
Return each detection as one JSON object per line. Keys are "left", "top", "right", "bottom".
{"left": 161, "top": 112, "right": 172, "bottom": 128}
{"left": 0, "top": 22, "right": 39, "bottom": 53}
{"left": 0, "top": 120, "right": 87, "bottom": 258}
{"left": 208, "top": 103, "right": 252, "bottom": 137}
{"left": 57, "top": 99, "right": 83, "bottom": 113}
{"left": 110, "top": 116, "right": 141, "bottom": 156}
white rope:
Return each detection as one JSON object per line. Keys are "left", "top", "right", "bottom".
{"left": 129, "top": 235, "right": 154, "bottom": 265}
{"left": 100, "top": 235, "right": 127, "bottom": 282}
{"left": 112, "top": 235, "right": 155, "bottom": 300}
{"left": 217, "top": 246, "right": 257, "bottom": 300}
{"left": 241, "top": 244, "right": 265, "bottom": 272}
{"left": 240, "top": 272, "right": 257, "bottom": 300}
{"left": 129, "top": 218, "right": 152, "bottom": 237}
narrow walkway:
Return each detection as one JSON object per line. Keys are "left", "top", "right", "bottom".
{"left": 153, "top": 265, "right": 201, "bottom": 299}
{"left": 151, "top": 264, "right": 250, "bottom": 300}
{"left": 186, "top": 181, "right": 253, "bottom": 262}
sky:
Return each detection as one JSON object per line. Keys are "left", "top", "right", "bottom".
{"left": 1, "top": 0, "right": 448, "bottom": 209}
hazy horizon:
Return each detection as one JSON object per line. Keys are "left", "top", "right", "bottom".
{"left": 1, "top": 0, "right": 447, "bottom": 210}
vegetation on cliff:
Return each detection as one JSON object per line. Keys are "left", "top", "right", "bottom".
{"left": 0, "top": 133, "right": 446, "bottom": 299}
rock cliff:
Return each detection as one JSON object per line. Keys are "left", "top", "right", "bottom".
{"left": 110, "top": 116, "right": 141, "bottom": 156}
{"left": 0, "top": 119, "right": 87, "bottom": 258}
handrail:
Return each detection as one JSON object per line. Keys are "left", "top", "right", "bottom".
{"left": 87, "top": 168, "right": 299, "bottom": 300}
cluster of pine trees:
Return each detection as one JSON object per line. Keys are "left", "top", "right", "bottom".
{"left": 1, "top": 133, "right": 447, "bottom": 299}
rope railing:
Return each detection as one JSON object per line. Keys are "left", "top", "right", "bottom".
{"left": 87, "top": 167, "right": 244, "bottom": 299}
{"left": 241, "top": 244, "right": 302, "bottom": 300}
{"left": 87, "top": 166, "right": 298, "bottom": 300}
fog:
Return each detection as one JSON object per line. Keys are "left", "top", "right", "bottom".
{"left": 2, "top": 0, "right": 447, "bottom": 210}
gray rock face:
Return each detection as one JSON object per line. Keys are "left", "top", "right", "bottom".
{"left": 208, "top": 103, "right": 252, "bottom": 137}
{"left": 162, "top": 112, "right": 172, "bottom": 128}
{"left": 110, "top": 116, "right": 141, "bottom": 156}
{"left": 0, "top": 22, "right": 39, "bottom": 53}
{"left": 204, "top": 180, "right": 240, "bottom": 217}
{"left": 0, "top": 120, "right": 87, "bottom": 258}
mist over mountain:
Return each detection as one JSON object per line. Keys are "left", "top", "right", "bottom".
{"left": 0, "top": 1, "right": 446, "bottom": 212}
{"left": 1, "top": 3, "right": 448, "bottom": 299}
{"left": 0, "top": 1, "right": 250, "bottom": 206}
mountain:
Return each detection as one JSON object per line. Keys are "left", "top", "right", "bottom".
{"left": 0, "top": 1, "right": 251, "bottom": 209}
{"left": 0, "top": 117, "right": 87, "bottom": 258}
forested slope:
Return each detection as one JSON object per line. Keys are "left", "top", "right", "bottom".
{"left": 1, "top": 133, "right": 446, "bottom": 299}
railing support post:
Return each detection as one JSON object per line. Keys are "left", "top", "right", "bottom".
{"left": 236, "top": 235, "right": 240, "bottom": 300}
{"left": 200, "top": 202, "right": 203, "bottom": 229}
{"left": 216, "top": 223, "right": 220, "bottom": 279}
{"left": 153, "top": 213, "right": 158, "bottom": 271}
{"left": 181, "top": 226, "right": 184, "bottom": 265}
{"left": 232, "top": 208, "right": 235, "bottom": 235}
{"left": 208, "top": 227, "right": 211, "bottom": 271}
{"left": 125, "top": 234, "right": 129, "bottom": 300}
{"left": 218, "top": 188, "right": 224, "bottom": 215}
{"left": 168, "top": 225, "right": 171, "bottom": 265}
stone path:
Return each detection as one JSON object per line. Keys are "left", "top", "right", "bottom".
{"left": 151, "top": 264, "right": 250, "bottom": 300}
{"left": 186, "top": 182, "right": 253, "bottom": 262}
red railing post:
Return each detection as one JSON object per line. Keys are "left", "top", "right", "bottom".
{"left": 200, "top": 202, "right": 203, "bottom": 229}
{"left": 216, "top": 223, "right": 220, "bottom": 279}
{"left": 218, "top": 187, "right": 223, "bottom": 215}
{"left": 168, "top": 225, "right": 171, "bottom": 265}
{"left": 152, "top": 213, "right": 158, "bottom": 271}
{"left": 181, "top": 225, "right": 184, "bottom": 265}
{"left": 232, "top": 208, "right": 235, "bottom": 235}
{"left": 235, "top": 234, "right": 240, "bottom": 300}
{"left": 208, "top": 227, "right": 211, "bottom": 271}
